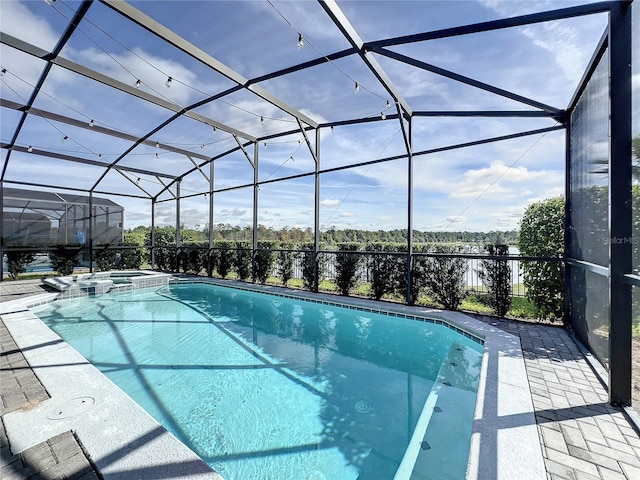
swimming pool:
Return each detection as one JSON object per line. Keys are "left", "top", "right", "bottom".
{"left": 32, "top": 282, "right": 483, "bottom": 480}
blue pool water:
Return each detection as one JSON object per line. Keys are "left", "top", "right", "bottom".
{"left": 33, "top": 283, "right": 483, "bottom": 480}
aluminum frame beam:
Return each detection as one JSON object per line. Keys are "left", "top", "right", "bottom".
{"left": 319, "top": 0, "right": 413, "bottom": 116}
{"left": 1, "top": 143, "right": 176, "bottom": 180}
{"left": 0, "top": 34, "right": 253, "bottom": 141}
{"left": 1, "top": 99, "right": 211, "bottom": 163}
{"left": 364, "top": 1, "right": 615, "bottom": 49}
{"left": 371, "top": 47, "right": 563, "bottom": 116}
{"left": 607, "top": 0, "right": 632, "bottom": 407}
{"left": 101, "top": 0, "right": 318, "bottom": 129}
{"left": 1, "top": 0, "right": 93, "bottom": 181}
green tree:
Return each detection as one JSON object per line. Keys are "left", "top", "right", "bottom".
{"left": 518, "top": 196, "right": 564, "bottom": 320}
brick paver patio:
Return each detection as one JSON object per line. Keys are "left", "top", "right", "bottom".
{"left": 1, "top": 302, "right": 100, "bottom": 480}
{"left": 1, "top": 279, "right": 639, "bottom": 479}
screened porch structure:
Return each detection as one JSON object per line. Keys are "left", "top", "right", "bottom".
{"left": 0, "top": 0, "right": 637, "bottom": 411}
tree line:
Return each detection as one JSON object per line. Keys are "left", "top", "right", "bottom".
{"left": 123, "top": 224, "right": 518, "bottom": 247}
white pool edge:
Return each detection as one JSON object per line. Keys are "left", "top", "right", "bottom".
{"left": 1, "top": 277, "right": 546, "bottom": 480}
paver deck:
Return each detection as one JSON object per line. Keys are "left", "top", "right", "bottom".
{"left": 1, "top": 305, "right": 100, "bottom": 480}
{"left": 1, "top": 279, "right": 639, "bottom": 479}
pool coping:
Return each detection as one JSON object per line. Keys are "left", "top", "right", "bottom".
{"left": 0, "top": 276, "right": 545, "bottom": 480}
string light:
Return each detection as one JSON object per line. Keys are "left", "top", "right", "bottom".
{"left": 98, "top": 154, "right": 102, "bottom": 159}
{"left": 135, "top": 79, "right": 141, "bottom": 88}
{"left": 381, "top": 112, "right": 386, "bottom": 120}
{"left": 200, "top": 144, "right": 206, "bottom": 150}
{"left": 297, "top": 33, "right": 304, "bottom": 49}
{"left": 212, "top": 126, "right": 217, "bottom": 134}
{"left": 263, "top": 142, "right": 267, "bottom": 148}
{"left": 155, "top": 141, "right": 160, "bottom": 148}
{"left": 61, "top": 135, "right": 68, "bottom": 143}
{"left": 155, "top": 153, "right": 159, "bottom": 159}
{"left": 165, "top": 76, "right": 172, "bottom": 88}
{"left": 260, "top": 116, "right": 264, "bottom": 126}
{"left": 354, "top": 82, "right": 360, "bottom": 93}
{"left": 136, "top": 177, "right": 141, "bottom": 183}
{"left": 89, "top": 119, "right": 94, "bottom": 127}
{"left": 0, "top": 68, "right": 6, "bottom": 76}
{"left": 27, "top": 145, "right": 33, "bottom": 153}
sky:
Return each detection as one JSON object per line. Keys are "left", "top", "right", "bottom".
{"left": 1, "top": 0, "right": 638, "bottom": 233}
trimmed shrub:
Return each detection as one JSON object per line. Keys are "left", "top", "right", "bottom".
{"left": 479, "top": 244, "right": 512, "bottom": 317}
{"left": 118, "top": 243, "right": 144, "bottom": 269}
{"left": 95, "top": 245, "right": 115, "bottom": 271}
{"left": 335, "top": 243, "right": 361, "bottom": 296}
{"left": 234, "top": 241, "right": 252, "bottom": 281}
{"left": 216, "top": 241, "right": 234, "bottom": 278}
{"left": 254, "top": 241, "right": 276, "bottom": 284}
{"left": 423, "top": 245, "right": 468, "bottom": 310}
{"left": 301, "top": 244, "right": 319, "bottom": 291}
{"left": 6, "top": 249, "right": 36, "bottom": 280}
{"left": 367, "top": 243, "right": 399, "bottom": 300}
{"left": 50, "top": 245, "right": 81, "bottom": 276}
{"left": 277, "top": 244, "right": 296, "bottom": 286}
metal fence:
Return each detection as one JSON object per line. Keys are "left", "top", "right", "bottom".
{"left": 3, "top": 245, "right": 563, "bottom": 301}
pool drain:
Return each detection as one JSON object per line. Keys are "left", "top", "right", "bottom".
{"left": 354, "top": 400, "right": 371, "bottom": 414}
{"left": 306, "top": 470, "right": 326, "bottom": 480}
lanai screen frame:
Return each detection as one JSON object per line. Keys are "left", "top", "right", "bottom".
{"left": 0, "top": 0, "right": 634, "bottom": 406}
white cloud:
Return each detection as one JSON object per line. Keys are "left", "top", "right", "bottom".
{"left": 320, "top": 199, "right": 340, "bottom": 207}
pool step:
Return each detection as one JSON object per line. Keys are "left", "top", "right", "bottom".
{"left": 393, "top": 341, "right": 482, "bottom": 480}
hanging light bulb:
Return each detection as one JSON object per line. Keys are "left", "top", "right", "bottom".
{"left": 260, "top": 115, "right": 264, "bottom": 126}
{"left": 330, "top": 125, "right": 334, "bottom": 132}
{"left": 290, "top": 156, "right": 294, "bottom": 162}
{"left": 200, "top": 144, "right": 206, "bottom": 150}
{"left": 155, "top": 141, "right": 160, "bottom": 148}
{"left": 135, "top": 79, "right": 141, "bottom": 88}
{"left": 263, "top": 142, "right": 267, "bottom": 148}
{"left": 155, "top": 153, "right": 159, "bottom": 159}
{"left": 298, "top": 139, "right": 302, "bottom": 144}
{"left": 165, "top": 76, "right": 172, "bottom": 88}
{"left": 354, "top": 82, "right": 360, "bottom": 93}
{"left": 136, "top": 177, "right": 141, "bottom": 183}
{"left": 381, "top": 112, "right": 386, "bottom": 120}
{"left": 98, "top": 154, "right": 102, "bottom": 159}
{"left": 212, "top": 126, "right": 217, "bottom": 134}
{"left": 386, "top": 100, "right": 391, "bottom": 109}
{"left": 27, "top": 145, "right": 33, "bottom": 153}
{"left": 61, "top": 135, "right": 68, "bottom": 143}
{"left": 297, "top": 33, "right": 304, "bottom": 49}
{"left": 89, "top": 119, "right": 94, "bottom": 127}
{"left": 0, "top": 68, "right": 6, "bottom": 76}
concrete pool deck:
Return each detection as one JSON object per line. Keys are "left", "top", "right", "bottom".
{"left": 1, "top": 278, "right": 640, "bottom": 479}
